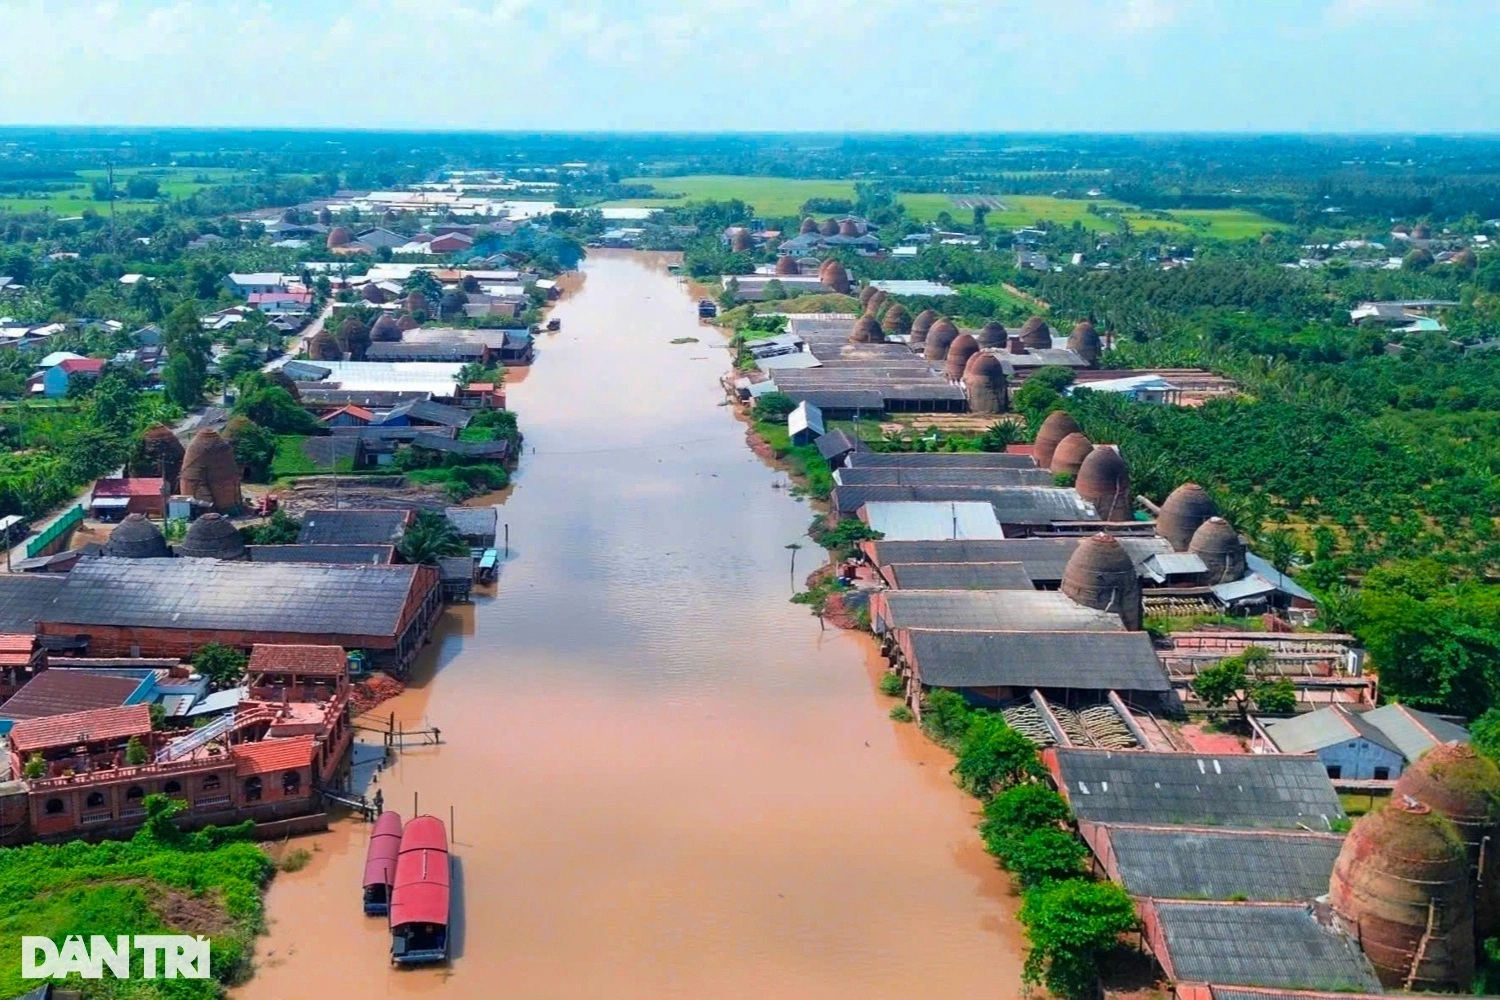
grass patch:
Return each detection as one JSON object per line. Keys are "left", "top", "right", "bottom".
{"left": 0, "top": 796, "right": 274, "bottom": 998}
{"left": 278, "top": 848, "right": 313, "bottom": 873}
{"left": 613, "top": 175, "right": 857, "bottom": 216}
{"left": 270, "top": 435, "right": 353, "bottom": 477}
{"left": 0, "top": 166, "right": 260, "bottom": 215}
{"left": 898, "top": 193, "right": 1285, "bottom": 239}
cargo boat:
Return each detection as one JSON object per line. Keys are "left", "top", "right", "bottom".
{"left": 389, "top": 815, "right": 451, "bottom": 964}
{"left": 361, "top": 811, "right": 403, "bottom": 915}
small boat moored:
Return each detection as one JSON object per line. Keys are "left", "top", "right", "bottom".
{"left": 361, "top": 810, "right": 403, "bottom": 915}
{"left": 476, "top": 548, "right": 498, "bottom": 584}
{"left": 389, "top": 815, "right": 451, "bottom": 965}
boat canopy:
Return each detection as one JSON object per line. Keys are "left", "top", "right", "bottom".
{"left": 361, "top": 811, "right": 404, "bottom": 890}
{"left": 389, "top": 816, "right": 451, "bottom": 928}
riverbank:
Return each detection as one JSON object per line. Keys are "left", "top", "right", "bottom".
{"left": 236, "top": 250, "right": 1025, "bottom": 1000}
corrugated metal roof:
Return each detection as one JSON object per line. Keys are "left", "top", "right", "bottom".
{"left": 247, "top": 544, "right": 396, "bottom": 565}
{"left": 298, "top": 510, "right": 409, "bottom": 546}
{"left": 861, "top": 501, "right": 1005, "bottom": 541}
{"left": 905, "top": 629, "right": 1168, "bottom": 692}
{"left": 1213, "top": 574, "right": 1279, "bottom": 604}
{"left": 756, "top": 352, "right": 822, "bottom": 372}
{"left": 882, "top": 562, "right": 1034, "bottom": 591}
{"left": 1105, "top": 825, "right": 1344, "bottom": 901}
{"left": 832, "top": 485, "right": 1098, "bottom": 522}
{"left": 1141, "top": 552, "right": 1208, "bottom": 582}
{"left": 0, "top": 575, "right": 65, "bottom": 631}
{"left": 877, "top": 590, "right": 1122, "bottom": 632}
{"left": 41, "top": 558, "right": 426, "bottom": 639}
{"left": 844, "top": 452, "right": 1041, "bottom": 470}
{"left": 836, "top": 467, "right": 1055, "bottom": 488}
{"left": 788, "top": 401, "right": 824, "bottom": 438}
{"left": 1361, "top": 703, "right": 1469, "bottom": 762}
{"left": 1245, "top": 553, "right": 1317, "bottom": 602}
{"left": 1262, "top": 706, "right": 1368, "bottom": 754}
{"left": 186, "top": 686, "right": 247, "bottom": 717}
{"left": 1153, "top": 901, "right": 1379, "bottom": 991}
{"left": 815, "top": 429, "right": 863, "bottom": 461}
{"left": 1054, "top": 749, "right": 1345, "bottom": 829}
{"left": 866, "top": 536, "right": 1169, "bottom": 583}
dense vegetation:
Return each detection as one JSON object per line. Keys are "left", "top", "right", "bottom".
{"left": 0, "top": 795, "right": 275, "bottom": 999}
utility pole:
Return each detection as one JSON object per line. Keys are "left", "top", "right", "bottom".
{"left": 107, "top": 160, "right": 118, "bottom": 254}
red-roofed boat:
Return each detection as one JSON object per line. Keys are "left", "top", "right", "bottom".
{"left": 361, "top": 811, "right": 403, "bottom": 915}
{"left": 388, "top": 815, "right": 450, "bottom": 964}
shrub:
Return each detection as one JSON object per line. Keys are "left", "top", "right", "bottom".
{"left": 878, "top": 673, "right": 904, "bottom": 697}
{"left": 921, "top": 689, "right": 973, "bottom": 743}
{"left": 996, "top": 827, "right": 1090, "bottom": 888}
{"left": 981, "top": 784, "right": 1072, "bottom": 843}
{"left": 889, "top": 705, "right": 915, "bottom": 723}
{"left": 953, "top": 712, "right": 1044, "bottom": 797}
{"left": 1019, "top": 878, "right": 1138, "bottom": 1000}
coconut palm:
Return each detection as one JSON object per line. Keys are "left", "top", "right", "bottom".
{"left": 398, "top": 511, "right": 468, "bottom": 565}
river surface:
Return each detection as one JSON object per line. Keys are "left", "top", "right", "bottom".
{"left": 237, "top": 251, "right": 1023, "bottom": 999}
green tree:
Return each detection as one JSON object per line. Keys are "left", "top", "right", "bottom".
{"left": 124, "top": 735, "right": 148, "bottom": 766}
{"left": 1019, "top": 879, "right": 1138, "bottom": 1000}
{"left": 1471, "top": 708, "right": 1500, "bottom": 763}
{"left": 129, "top": 276, "right": 164, "bottom": 320}
{"left": 953, "top": 713, "right": 1043, "bottom": 796}
{"left": 22, "top": 753, "right": 44, "bottom": 779}
{"left": 397, "top": 510, "right": 468, "bottom": 565}
{"left": 921, "top": 688, "right": 973, "bottom": 743}
{"left": 234, "top": 384, "right": 323, "bottom": 433}
{"left": 223, "top": 416, "right": 278, "bottom": 482}
{"left": 162, "top": 353, "right": 205, "bottom": 408}
{"left": 403, "top": 270, "right": 442, "bottom": 302}
{"left": 754, "top": 392, "right": 797, "bottom": 421}
{"left": 1253, "top": 677, "right": 1298, "bottom": 714}
{"left": 193, "top": 643, "right": 248, "bottom": 690}
{"left": 1259, "top": 527, "right": 1300, "bottom": 576}
{"left": 124, "top": 176, "right": 159, "bottom": 199}
{"left": 997, "top": 827, "right": 1089, "bottom": 888}
{"left": 48, "top": 271, "right": 87, "bottom": 312}
{"left": 87, "top": 372, "right": 139, "bottom": 435}
{"left": 981, "top": 783, "right": 1072, "bottom": 842}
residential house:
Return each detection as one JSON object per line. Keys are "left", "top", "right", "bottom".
{"left": 319, "top": 405, "right": 376, "bottom": 428}
{"left": 247, "top": 290, "right": 313, "bottom": 316}
{"left": 352, "top": 228, "right": 408, "bottom": 252}
{"left": 223, "top": 273, "right": 287, "bottom": 296}
{"left": 429, "top": 232, "right": 474, "bottom": 254}
{"left": 89, "top": 478, "right": 169, "bottom": 521}
{"left": 42, "top": 358, "right": 104, "bottom": 398}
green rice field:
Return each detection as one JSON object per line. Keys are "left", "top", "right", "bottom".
{"left": 0, "top": 166, "right": 247, "bottom": 215}
{"left": 604, "top": 175, "right": 1285, "bottom": 240}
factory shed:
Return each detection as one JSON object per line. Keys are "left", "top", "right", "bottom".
{"left": 863, "top": 535, "right": 1172, "bottom": 585}
{"left": 1252, "top": 702, "right": 1469, "bottom": 780}
{"left": 36, "top": 558, "right": 441, "bottom": 672}
{"left": 895, "top": 628, "right": 1169, "bottom": 702}
{"left": 1047, "top": 748, "right": 1346, "bottom": 830}
{"left": 878, "top": 562, "right": 1034, "bottom": 591}
{"left": 1142, "top": 901, "right": 1380, "bottom": 994}
{"left": 0, "top": 576, "right": 64, "bottom": 632}
{"left": 247, "top": 544, "right": 396, "bottom": 565}
{"left": 830, "top": 485, "right": 1097, "bottom": 525}
{"left": 873, "top": 590, "right": 1123, "bottom": 633}
{"left": 842, "top": 451, "right": 1040, "bottom": 470}
{"left": 835, "top": 466, "right": 1053, "bottom": 488}
{"left": 297, "top": 509, "right": 413, "bottom": 546}
{"left": 814, "top": 429, "right": 864, "bottom": 467}
{"left": 444, "top": 506, "right": 498, "bottom": 549}
{"left": 1084, "top": 824, "right": 1344, "bottom": 902}
{"left": 860, "top": 501, "right": 1005, "bottom": 541}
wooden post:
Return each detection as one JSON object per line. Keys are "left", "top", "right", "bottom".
{"left": 450, "top": 804, "right": 455, "bottom": 842}
{"left": 504, "top": 523, "right": 509, "bottom": 558}
{"left": 413, "top": 791, "right": 418, "bottom": 817}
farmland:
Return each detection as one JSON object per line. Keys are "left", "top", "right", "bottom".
{"left": 606, "top": 175, "right": 1284, "bottom": 240}
{"left": 0, "top": 166, "right": 248, "bottom": 215}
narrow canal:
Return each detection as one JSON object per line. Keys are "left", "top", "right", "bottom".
{"left": 238, "top": 251, "right": 1023, "bottom": 999}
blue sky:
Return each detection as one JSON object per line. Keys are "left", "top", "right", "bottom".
{"left": 1, "top": 0, "right": 1495, "bottom": 132}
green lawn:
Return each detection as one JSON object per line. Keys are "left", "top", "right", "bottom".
{"left": 604, "top": 176, "right": 1283, "bottom": 240}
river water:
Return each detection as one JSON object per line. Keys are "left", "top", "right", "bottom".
{"left": 237, "top": 251, "right": 1023, "bottom": 999}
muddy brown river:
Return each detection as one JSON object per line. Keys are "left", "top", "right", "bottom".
{"left": 236, "top": 251, "right": 1023, "bottom": 999}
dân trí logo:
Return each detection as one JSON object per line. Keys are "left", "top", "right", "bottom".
{"left": 21, "top": 935, "right": 210, "bottom": 980}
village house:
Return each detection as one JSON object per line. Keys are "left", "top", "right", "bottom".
{"left": 40, "top": 357, "right": 104, "bottom": 398}
{"left": 223, "top": 272, "right": 287, "bottom": 296}
{"left": 89, "top": 477, "right": 169, "bottom": 521}
{"left": 1250, "top": 702, "right": 1469, "bottom": 782}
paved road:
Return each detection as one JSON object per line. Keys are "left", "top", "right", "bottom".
{"left": 268, "top": 299, "right": 335, "bottom": 369}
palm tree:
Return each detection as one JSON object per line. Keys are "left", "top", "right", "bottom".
{"left": 398, "top": 511, "right": 468, "bottom": 565}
